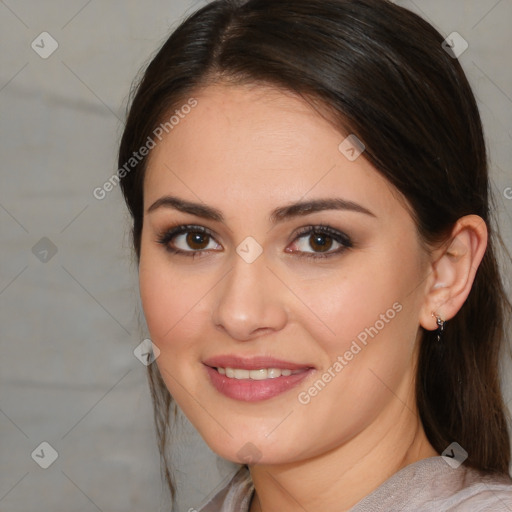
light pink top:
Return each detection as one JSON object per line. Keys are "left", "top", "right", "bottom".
{"left": 197, "top": 456, "right": 512, "bottom": 511}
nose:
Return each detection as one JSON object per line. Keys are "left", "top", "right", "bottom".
{"left": 212, "top": 252, "right": 288, "bottom": 341}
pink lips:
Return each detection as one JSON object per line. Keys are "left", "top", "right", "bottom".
{"left": 203, "top": 355, "right": 314, "bottom": 402}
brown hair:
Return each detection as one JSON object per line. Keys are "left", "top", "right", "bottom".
{"left": 118, "top": 0, "right": 512, "bottom": 502}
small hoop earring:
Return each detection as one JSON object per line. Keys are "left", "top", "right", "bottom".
{"left": 431, "top": 312, "right": 445, "bottom": 342}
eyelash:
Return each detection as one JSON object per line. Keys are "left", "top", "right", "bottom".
{"left": 155, "top": 224, "right": 353, "bottom": 260}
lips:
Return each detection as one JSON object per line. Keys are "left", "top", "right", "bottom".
{"left": 203, "top": 355, "right": 314, "bottom": 402}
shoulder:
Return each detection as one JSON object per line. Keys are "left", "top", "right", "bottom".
{"left": 440, "top": 468, "right": 512, "bottom": 511}
{"left": 197, "top": 466, "right": 253, "bottom": 512}
{"left": 351, "top": 456, "right": 512, "bottom": 511}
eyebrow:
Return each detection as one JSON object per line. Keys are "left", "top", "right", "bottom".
{"left": 146, "top": 195, "right": 376, "bottom": 223}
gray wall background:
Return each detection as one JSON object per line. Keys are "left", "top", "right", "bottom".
{"left": 1, "top": 1, "right": 511, "bottom": 511}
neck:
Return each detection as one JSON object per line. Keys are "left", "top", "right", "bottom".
{"left": 248, "top": 395, "right": 438, "bottom": 512}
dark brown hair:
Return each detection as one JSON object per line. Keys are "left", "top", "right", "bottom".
{"left": 118, "top": 0, "right": 512, "bottom": 501}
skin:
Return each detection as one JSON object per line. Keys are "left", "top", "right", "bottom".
{"left": 138, "top": 83, "right": 487, "bottom": 511}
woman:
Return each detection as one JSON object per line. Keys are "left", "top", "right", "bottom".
{"left": 118, "top": 0, "right": 512, "bottom": 509}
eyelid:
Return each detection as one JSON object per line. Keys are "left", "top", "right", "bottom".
{"left": 156, "top": 223, "right": 215, "bottom": 237}
{"left": 292, "top": 224, "right": 352, "bottom": 246}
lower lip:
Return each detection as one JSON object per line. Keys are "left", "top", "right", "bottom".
{"left": 204, "top": 365, "right": 313, "bottom": 402}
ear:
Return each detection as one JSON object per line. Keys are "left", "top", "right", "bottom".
{"left": 419, "top": 215, "right": 488, "bottom": 331}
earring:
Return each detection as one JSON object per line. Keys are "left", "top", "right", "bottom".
{"left": 431, "top": 312, "right": 445, "bottom": 342}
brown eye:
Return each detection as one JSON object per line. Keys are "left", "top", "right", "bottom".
{"left": 287, "top": 225, "right": 353, "bottom": 259}
{"left": 186, "top": 232, "right": 210, "bottom": 250}
{"left": 308, "top": 233, "right": 334, "bottom": 252}
{"left": 157, "top": 225, "right": 222, "bottom": 255}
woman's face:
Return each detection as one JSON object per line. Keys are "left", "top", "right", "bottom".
{"left": 139, "top": 83, "right": 432, "bottom": 465}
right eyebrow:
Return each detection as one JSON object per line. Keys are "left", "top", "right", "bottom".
{"left": 147, "top": 196, "right": 223, "bottom": 221}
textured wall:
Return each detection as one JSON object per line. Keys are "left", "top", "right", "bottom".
{"left": 1, "top": 1, "right": 511, "bottom": 511}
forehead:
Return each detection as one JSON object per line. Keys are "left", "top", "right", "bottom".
{"left": 143, "top": 83, "right": 403, "bottom": 221}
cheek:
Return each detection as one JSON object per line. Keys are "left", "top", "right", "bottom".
{"left": 139, "top": 261, "right": 174, "bottom": 340}
{"left": 300, "top": 263, "right": 402, "bottom": 353}
{"left": 139, "top": 260, "right": 200, "bottom": 342}
{"left": 138, "top": 243, "right": 219, "bottom": 370}
{"left": 290, "top": 270, "right": 418, "bottom": 451}
{"left": 299, "top": 246, "right": 422, "bottom": 387}
{"left": 138, "top": 255, "right": 209, "bottom": 405}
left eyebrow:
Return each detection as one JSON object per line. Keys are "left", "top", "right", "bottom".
{"left": 269, "top": 197, "right": 376, "bottom": 223}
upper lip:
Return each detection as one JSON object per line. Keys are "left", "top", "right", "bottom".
{"left": 203, "top": 355, "right": 314, "bottom": 371}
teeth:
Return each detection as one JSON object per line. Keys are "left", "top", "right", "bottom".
{"left": 249, "top": 369, "right": 268, "bottom": 380}
{"left": 217, "top": 367, "right": 300, "bottom": 380}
